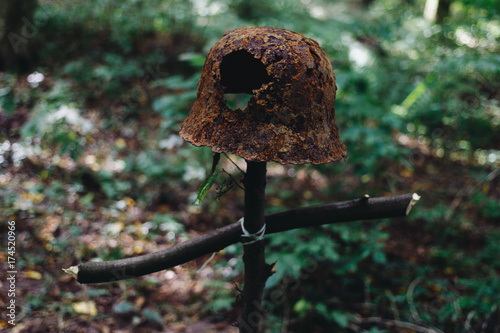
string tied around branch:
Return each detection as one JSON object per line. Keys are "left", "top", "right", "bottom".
{"left": 239, "top": 218, "right": 266, "bottom": 245}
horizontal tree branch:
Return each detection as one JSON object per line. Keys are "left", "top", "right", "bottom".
{"left": 67, "top": 193, "right": 420, "bottom": 284}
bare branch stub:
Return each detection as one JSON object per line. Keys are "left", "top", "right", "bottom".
{"left": 179, "top": 26, "right": 347, "bottom": 165}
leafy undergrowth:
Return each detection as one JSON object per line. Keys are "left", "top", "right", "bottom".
{"left": 0, "top": 68, "right": 243, "bottom": 332}
{"left": 1, "top": 0, "right": 500, "bottom": 332}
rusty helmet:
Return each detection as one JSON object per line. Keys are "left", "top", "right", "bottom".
{"left": 179, "top": 26, "right": 347, "bottom": 165}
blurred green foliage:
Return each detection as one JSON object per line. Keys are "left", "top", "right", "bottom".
{"left": 1, "top": 0, "right": 499, "bottom": 331}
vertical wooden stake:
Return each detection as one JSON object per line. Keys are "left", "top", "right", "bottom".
{"left": 239, "top": 161, "right": 273, "bottom": 333}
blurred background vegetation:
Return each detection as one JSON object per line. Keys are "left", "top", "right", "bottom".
{"left": 0, "top": 0, "right": 499, "bottom": 331}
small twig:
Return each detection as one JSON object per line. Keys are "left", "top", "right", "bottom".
{"left": 464, "top": 310, "right": 476, "bottom": 333}
{"left": 480, "top": 305, "right": 497, "bottom": 333}
{"left": 224, "top": 153, "right": 246, "bottom": 174}
{"left": 347, "top": 323, "right": 363, "bottom": 332}
{"left": 196, "top": 252, "right": 217, "bottom": 273}
{"left": 407, "top": 277, "right": 422, "bottom": 322}
{"left": 222, "top": 168, "right": 244, "bottom": 190}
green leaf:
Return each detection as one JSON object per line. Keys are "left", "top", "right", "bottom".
{"left": 373, "top": 250, "right": 387, "bottom": 264}
{"left": 0, "top": 88, "right": 15, "bottom": 114}
{"left": 293, "top": 299, "right": 311, "bottom": 317}
{"left": 142, "top": 308, "right": 164, "bottom": 324}
{"left": 331, "top": 310, "right": 350, "bottom": 328}
{"left": 193, "top": 174, "right": 218, "bottom": 205}
{"left": 179, "top": 53, "right": 206, "bottom": 69}
{"left": 112, "top": 301, "right": 137, "bottom": 314}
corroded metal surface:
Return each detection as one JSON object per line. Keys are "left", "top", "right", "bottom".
{"left": 179, "top": 26, "right": 347, "bottom": 165}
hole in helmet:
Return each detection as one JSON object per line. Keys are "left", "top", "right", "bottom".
{"left": 224, "top": 93, "right": 253, "bottom": 110}
{"left": 220, "top": 50, "right": 272, "bottom": 110}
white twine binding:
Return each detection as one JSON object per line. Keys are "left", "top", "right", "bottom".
{"left": 239, "top": 218, "right": 266, "bottom": 245}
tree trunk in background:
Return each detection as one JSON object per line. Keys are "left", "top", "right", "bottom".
{"left": 436, "top": 0, "right": 452, "bottom": 24}
{"left": 0, "top": 0, "right": 38, "bottom": 72}
{"left": 424, "top": 0, "right": 451, "bottom": 23}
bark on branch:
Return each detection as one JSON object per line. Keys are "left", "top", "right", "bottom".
{"left": 67, "top": 193, "right": 420, "bottom": 284}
